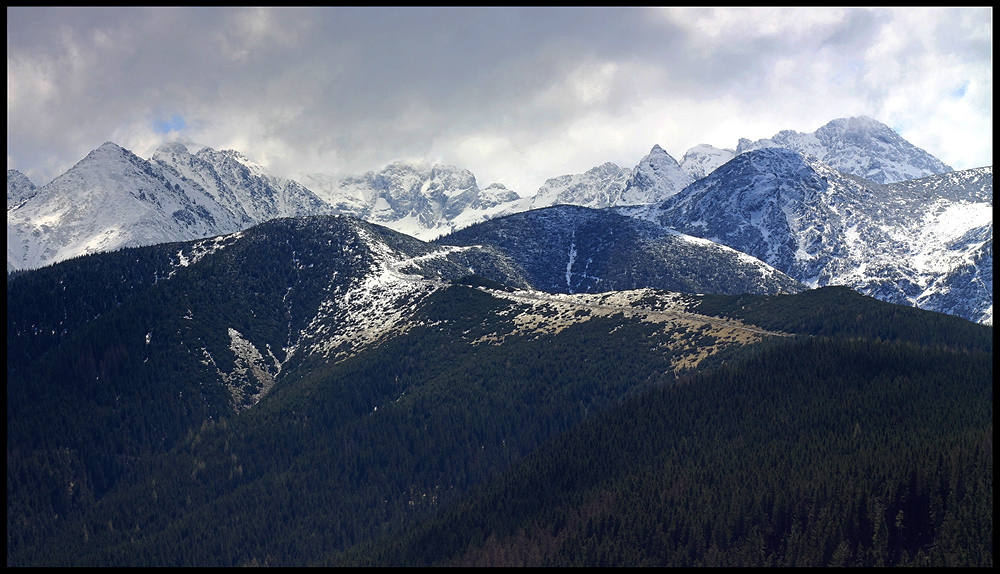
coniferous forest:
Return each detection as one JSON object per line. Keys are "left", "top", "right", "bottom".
{"left": 338, "top": 337, "right": 991, "bottom": 567}
{"left": 6, "top": 221, "right": 993, "bottom": 567}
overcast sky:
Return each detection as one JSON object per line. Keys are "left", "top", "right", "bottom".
{"left": 7, "top": 7, "right": 993, "bottom": 195}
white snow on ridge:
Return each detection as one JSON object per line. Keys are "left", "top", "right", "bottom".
{"left": 566, "top": 235, "right": 577, "bottom": 292}
{"left": 168, "top": 231, "right": 245, "bottom": 277}
{"left": 911, "top": 201, "right": 992, "bottom": 274}
{"left": 295, "top": 228, "right": 479, "bottom": 362}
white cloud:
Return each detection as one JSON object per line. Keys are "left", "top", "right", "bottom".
{"left": 663, "top": 7, "right": 849, "bottom": 41}
{"left": 6, "top": 7, "right": 992, "bottom": 192}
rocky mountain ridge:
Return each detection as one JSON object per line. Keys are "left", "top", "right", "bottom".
{"left": 7, "top": 142, "right": 334, "bottom": 272}
{"left": 652, "top": 149, "right": 992, "bottom": 324}
{"left": 8, "top": 117, "right": 990, "bottom": 323}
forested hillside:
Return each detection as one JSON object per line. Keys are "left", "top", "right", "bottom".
{"left": 336, "top": 336, "right": 992, "bottom": 567}
{"left": 9, "top": 284, "right": 716, "bottom": 566}
{"left": 7, "top": 221, "right": 992, "bottom": 567}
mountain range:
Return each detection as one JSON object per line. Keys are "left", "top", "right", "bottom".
{"left": 648, "top": 148, "right": 992, "bottom": 324}
{"left": 300, "top": 161, "right": 528, "bottom": 240}
{"left": 7, "top": 116, "right": 992, "bottom": 327}
{"left": 7, "top": 207, "right": 992, "bottom": 566}
{"left": 6, "top": 115, "right": 992, "bottom": 566}
{"left": 7, "top": 142, "right": 334, "bottom": 273}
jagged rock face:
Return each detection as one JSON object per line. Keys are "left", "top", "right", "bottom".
{"left": 438, "top": 204, "right": 805, "bottom": 297}
{"left": 479, "top": 183, "right": 521, "bottom": 209}
{"left": 310, "top": 161, "right": 526, "bottom": 241}
{"left": 530, "top": 162, "right": 631, "bottom": 209}
{"left": 615, "top": 145, "right": 694, "bottom": 205}
{"left": 657, "top": 148, "right": 839, "bottom": 280}
{"left": 152, "top": 143, "right": 332, "bottom": 224}
{"left": 7, "top": 142, "right": 333, "bottom": 272}
{"left": 889, "top": 168, "right": 993, "bottom": 324}
{"left": 655, "top": 149, "right": 992, "bottom": 324}
{"left": 7, "top": 169, "right": 38, "bottom": 209}
{"left": 735, "top": 116, "right": 954, "bottom": 184}
{"left": 679, "top": 144, "right": 737, "bottom": 181}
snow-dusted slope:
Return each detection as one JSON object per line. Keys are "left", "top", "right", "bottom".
{"left": 151, "top": 142, "right": 333, "bottom": 224}
{"left": 529, "top": 162, "right": 631, "bottom": 209}
{"left": 438, "top": 204, "right": 805, "bottom": 297}
{"left": 889, "top": 168, "right": 992, "bottom": 324}
{"left": 615, "top": 145, "right": 694, "bottom": 205}
{"left": 654, "top": 149, "right": 991, "bottom": 324}
{"left": 7, "top": 142, "right": 230, "bottom": 272}
{"left": 735, "top": 116, "right": 953, "bottom": 184}
{"left": 524, "top": 146, "right": 692, "bottom": 212}
{"left": 7, "top": 142, "right": 335, "bottom": 271}
{"left": 7, "top": 169, "right": 38, "bottom": 209}
{"left": 303, "top": 161, "right": 529, "bottom": 241}
{"left": 679, "top": 144, "right": 737, "bottom": 181}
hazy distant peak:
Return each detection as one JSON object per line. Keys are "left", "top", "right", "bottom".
{"left": 679, "top": 144, "right": 737, "bottom": 181}
{"left": 153, "top": 141, "right": 191, "bottom": 157}
{"left": 85, "top": 141, "right": 130, "bottom": 160}
{"left": 733, "top": 116, "right": 953, "bottom": 184}
{"left": 7, "top": 168, "right": 38, "bottom": 208}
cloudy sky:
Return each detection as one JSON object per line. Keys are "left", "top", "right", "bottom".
{"left": 7, "top": 7, "right": 993, "bottom": 195}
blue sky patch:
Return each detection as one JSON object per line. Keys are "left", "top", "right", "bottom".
{"left": 154, "top": 114, "right": 186, "bottom": 134}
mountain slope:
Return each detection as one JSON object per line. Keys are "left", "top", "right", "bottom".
{"left": 8, "top": 208, "right": 991, "bottom": 567}
{"left": 342, "top": 333, "right": 991, "bottom": 567}
{"left": 437, "top": 204, "right": 805, "bottom": 296}
{"left": 735, "top": 116, "right": 954, "bottom": 184}
{"left": 303, "top": 161, "right": 529, "bottom": 241}
{"left": 7, "top": 169, "right": 38, "bottom": 209}
{"left": 7, "top": 143, "right": 230, "bottom": 272}
{"left": 6, "top": 142, "right": 335, "bottom": 272}
{"left": 9, "top": 213, "right": 804, "bottom": 566}
{"left": 529, "top": 162, "right": 631, "bottom": 210}
{"left": 679, "top": 143, "right": 737, "bottom": 181}
{"left": 653, "top": 149, "right": 992, "bottom": 324}
{"left": 151, "top": 143, "right": 332, "bottom": 226}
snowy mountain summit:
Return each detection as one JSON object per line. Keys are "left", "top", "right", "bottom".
{"left": 679, "top": 144, "right": 737, "bottom": 181}
{"left": 529, "top": 162, "right": 631, "bottom": 209}
{"left": 303, "top": 160, "right": 527, "bottom": 241}
{"left": 151, "top": 142, "right": 331, "bottom": 225}
{"left": 7, "top": 169, "right": 38, "bottom": 209}
{"left": 529, "top": 116, "right": 954, "bottom": 212}
{"left": 655, "top": 148, "right": 991, "bottom": 324}
{"left": 7, "top": 141, "right": 331, "bottom": 271}
{"left": 616, "top": 145, "right": 695, "bottom": 205}
{"left": 735, "top": 116, "right": 953, "bottom": 184}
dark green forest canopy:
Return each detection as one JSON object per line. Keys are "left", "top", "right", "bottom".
{"left": 692, "top": 285, "right": 992, "bottom": 353}
{"left": 335, "top": 336, "right": 992, "bottom": 567}
{"left": 7, "top": 241, "right": 992, "bottom": 567}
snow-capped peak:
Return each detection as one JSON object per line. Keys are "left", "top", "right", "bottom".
{"left": 615, "top": 144, "right": 694, "bottom": 205}
{"left": 151, "top": 141, "right": 191, "bottom": 160}
{"left": 530, "top": 161, "right": 631, "bottom": 209}
{"left": 733, "top": 116, "right": 953, "bottom": 184}
{"left": 655, "top": 147, "right": 991, "bottom": 324}
{"left": 7, "top": 169, "right": 38, "bottom": 209}
{"left": 679, "top": 144, "right": 737, "bottom": 181}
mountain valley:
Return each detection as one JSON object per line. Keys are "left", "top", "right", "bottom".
{"left": 6, "top": 115, "right": 993, "bottom": 567}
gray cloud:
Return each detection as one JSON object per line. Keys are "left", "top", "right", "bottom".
{"left": 7, "top": 7, "right": 992, "bottom": 195}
